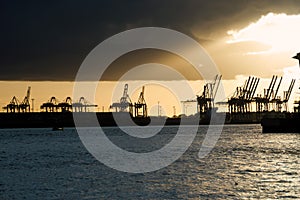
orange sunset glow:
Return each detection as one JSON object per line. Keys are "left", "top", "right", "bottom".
{"left": 2, "top": 1, "right": 300, "bottom": 199}
{"left": 1, "top": 13, "right": 299, "bottom": 116}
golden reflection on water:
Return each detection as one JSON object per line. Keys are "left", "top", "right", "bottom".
{"left": 142, "top": 125, "right": 299, "bottom": 199}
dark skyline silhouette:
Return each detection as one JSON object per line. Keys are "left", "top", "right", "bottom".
{"left": 1, "top": 0, "right": 300, "bottom": 81}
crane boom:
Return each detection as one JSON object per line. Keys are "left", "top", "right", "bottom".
{"left": 250, "top": 78, "right": 260, "bottom": 99}
{"left": 269, "top": 76, "right": 278, "bottom": 99}
{"left": 284, "top": 79, "right": 295, "bottom": 101}
{"left": 273, "top": 77, "right": 282, "bottom": 99}
{"left": 212, "top": 75, "right": 222, "bottom": 99}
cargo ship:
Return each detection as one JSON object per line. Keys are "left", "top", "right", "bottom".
{"left": 261, "top": 52, "right": 300, "bottom": 133}
{"left": 261, "top": 112, "right": 300, "bottom": 133}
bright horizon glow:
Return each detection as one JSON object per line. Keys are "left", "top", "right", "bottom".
{"left": 0, "top": 78, "right": 298, "bottom": 115}
{"left": 227, "top": 13, "right": 300, "bottom": 54}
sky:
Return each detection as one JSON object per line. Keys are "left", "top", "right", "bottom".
{"left": 1, "top": 1, "right": 300, "bottom": 115}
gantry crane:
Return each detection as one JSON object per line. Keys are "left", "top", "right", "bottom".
{"left": 227, "top": 76, "right": 260, "bottom": 113}
{"left": 3, "top": 96, "right": 20, "bottom": 113}
{"left": 19, "top": 86, "right": 31, "bottom": 112}
{"left": 134, "top": 86, "right": 147, "bottom": 117}
{"left": 110, "top": 84, "right": 133, "bottom": 114}
{"left": 3, "top": 86, "right": 31, "bottom": 113}
{"left": 268, "top": 78, "right": 295, "bottom": 112}
{"left": 254, "top": 75, "right": 280, "bottom": 112}
{"left": 40, "top": 97, "right": 58, "bottom": 112}
{"left": 282, "top": 79, "right": 296, "bottom": 111}
{"left": 197, "top": 74, "right": 222, "bottom": 114}
{"left": 57, "top": 97, "right": 72, "bottom": 112}
{"left": 269, "top": 77, "right": 283, "bottom": 111}
{"left": 72, "top": 97, "right": 98, "bottom": 112}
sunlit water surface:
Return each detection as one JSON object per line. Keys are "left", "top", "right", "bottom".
{"left": 1, "top": 125, "right": 299, "bottom": 199}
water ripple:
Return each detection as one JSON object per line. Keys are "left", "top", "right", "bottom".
{"left": 0, "top": 125, "right": 299, "bottom": 199}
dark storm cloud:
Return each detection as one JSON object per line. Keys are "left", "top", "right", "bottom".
{"left": 0, "top": 0, "right": 299, "bottom": 81}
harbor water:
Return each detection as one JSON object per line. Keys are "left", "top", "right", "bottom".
{"left": 1, "top": 125, "right": 299, "bottom": 199}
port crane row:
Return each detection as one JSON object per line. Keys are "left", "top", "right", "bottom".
{"left": 182, "top": 74, "right": 297, "bottom": 114}
{"left": 2, "top": 87, "right": 97, "bottom": 113}
{"left": 224, "top": 75, "right": 296, "bottom": 113}
{"left": 2, "top": 75, "right": 297, "bottom": 116}
{"left": 110, "top": 84, "right": 147, "bottom": 117}
{"left": 2, "top": 85, "right": 148, "bottom": 118}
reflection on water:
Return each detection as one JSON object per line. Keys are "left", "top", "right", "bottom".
{"left": 0, "top": 125, "right": 299, "bottom": 199}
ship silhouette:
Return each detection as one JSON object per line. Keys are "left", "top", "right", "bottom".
{"left": 261, "top": 52, "right": 300, "bottom": 133}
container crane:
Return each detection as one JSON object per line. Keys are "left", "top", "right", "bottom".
{"left": 282, "top": 79, "right": 296, "bottom": 111}
{"left": 40, "top": 97, "right": 58, "bottom": 112}
{"left": 254, "top": 75, "right": 280, "bottom": 112}
{"left": 134, "top": 86, "right": 147, "bottom": 117}
{"left": 3, "top": 96, "right": 20, "bottom": 113}
{"left": 228, "top": 76, "right": 259, "bottom": 113}
{"left": 19, "top": 86, "right": 31, "bottom": 112}
{"left": 57, "top": 97, "right": 72, "bottom": 112}
{"left": 246, "top": 77, "right": 260, "bottom": 112}
{"left": 269, "top": 77, "right": 283, "bottom": 111}
{"left": 197, "top": 74, "right": 222, "bottom": 114}
{"left": 3, "top": 86, "right": 31, "bottom": 113}
{"left": 110, "top": 84, "right": 133, "bottom": 114}
{"left": 72, "top": 97, "right": 98, "bottom": 112}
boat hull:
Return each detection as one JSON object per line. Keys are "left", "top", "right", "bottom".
{"left": 261, "top": 114, "right": 300, "bottom": 133}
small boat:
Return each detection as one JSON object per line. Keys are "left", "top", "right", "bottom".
{"left": 52, "top": 127, "right": 64, "bottom": 131}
